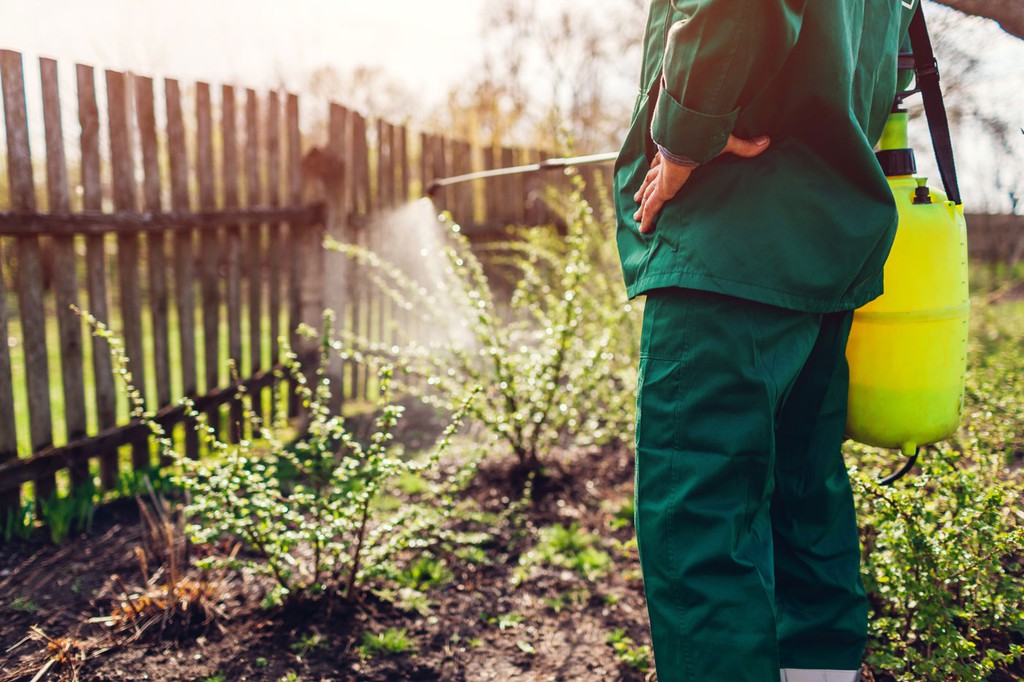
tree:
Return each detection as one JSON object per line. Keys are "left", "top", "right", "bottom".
{"left": 434, "top": 0, "right": 647, "bottom": 153}
{"left": 931, "top": 0, "right": 1024, "bottom": 40}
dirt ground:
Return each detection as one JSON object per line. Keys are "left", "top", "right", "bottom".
{"left": 0, "top": 444, "right": 665, "bottom": 682}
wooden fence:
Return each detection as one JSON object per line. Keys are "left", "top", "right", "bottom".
{"left": 0, "top": 49, "right": 606, "bottom": 518}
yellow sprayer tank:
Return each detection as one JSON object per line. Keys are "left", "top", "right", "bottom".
{"left": 846, "top": 113, "right": 969, "bottom": 455}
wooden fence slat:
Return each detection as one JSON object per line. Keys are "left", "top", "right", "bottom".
{"left": 134, "top": 76, "right": 172, "bottom": 467}
{"left": 0, "top": 237, "right": 18, "bottom": 515}
{"left": 375, "top": 119, "right": 387, "bottom": 212}
{"left": 41, "top": 57, "right": 89, "bottom": 489}
{"left": 396, "top": 125, "right": 410, "bottom": 346}
{"left": 500, "top": 146, "right": 516, "bottom": 225}
{"left": 165, "top": 78, "right": 199, "bottom": 460}
{"left": 77, "top": 64, "right": 119, "bottom": 488}
{"left": 334, "top": 105, "right": 358, "bottom": 400}
{"left": 458, "top": 141, "right": 474, "bottom": 223}
{"left": 433, "top": 135, "right": 450, "bottom": 214}
{"left": 387, "top": 122, "right": 398, "bottom": 208}
{"left": 353, "top": 113, "right": 371, "bottom": 399}
{"left": 244, "top": 89, "right": 264, "bottom": 423}
{"left": 285, "top": 93, "right": 302, "bottom": 418}
{"left": 372, "top": 120, "right": 388, "bottom": 358}
{"left": 419, "top": 132, "right": 431, "bottom": 207}
{"left": 397, "top": 125, "right": 409, "bottom": 203}
{"left": 222, "top": 85, "right": 244, "bottom": 439}
{"left": 266, "top": 91, "right": 282, "bottom": 418}
{"left": 106, "top": 69, "right": 150, "bottom": 471}
{"left": 326, "top": 103, "right": 351, "bottom": 403}
{"left": 196, "top": 82, "right": 221, "bottom": 438}
{"left": 482, "top": 146, "right": 497, "bottom": 223}
{"left": 2, "top": 50, "right": 56, "bottom": 505}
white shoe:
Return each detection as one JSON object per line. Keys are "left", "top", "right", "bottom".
{"left": 780, "top": 670, "right": 861, "bottom": 682}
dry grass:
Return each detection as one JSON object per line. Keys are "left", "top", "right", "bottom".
{"left": 0, "top": 626, "right": 103, "bottom": 682}
{"left": 90, "top": 484, "right": 229, "bottom": 643}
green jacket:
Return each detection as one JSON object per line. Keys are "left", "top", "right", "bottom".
{"left": 613, "top": 0, "right": 920, "bottom": 312}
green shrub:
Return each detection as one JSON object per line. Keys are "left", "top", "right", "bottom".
{"left": 852, "top": 444, "right": 1024, "bottom": 679}
{"left": 324, "top": 172, "right": 638, "bottom": 476}
{"left": 77, "top": 308, "right": 483, "bottom": 606}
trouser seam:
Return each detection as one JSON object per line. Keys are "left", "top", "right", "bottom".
{"left": 668, "top": 294, "right": 695, "bottom": 680}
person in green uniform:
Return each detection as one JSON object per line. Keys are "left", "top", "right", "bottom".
{"left": 613, "top": 1, "right": 920, "bottom": 680}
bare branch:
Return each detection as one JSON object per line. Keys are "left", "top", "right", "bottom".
{"left": 931, "top": 0, "right": 1024, "bottom": 40}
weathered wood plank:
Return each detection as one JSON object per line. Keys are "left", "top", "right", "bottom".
{"left": 41, "top": 57, "right": 89, "bottom": 489}
{"left": 396, "top": 125, "right": 410, "bottom": 346}
{"left": 0, "top": 206, "right": 321, "bottom": 235}
{"left": 482, "top": 146, "right": 497, "bottom": 222}
{"left": 0, "top": 367, "right": 280, "bottom": 493}
{"left": 222, "top": 85, "right": 244, "bottom": 439}
{"left": 458, "top": 141, "right": 474, "bottom": 223}
{"left": 266, "top": 91, "right": 282, "bottom": 418}
{"left": 396, "top": 125, "right": 408, "bottom": 202}
{"left": 433, "top": 135, "right": 450, "bottom": 214}
{"left": 352, "top": 113, "right": 370, "bottom": 399}
{"left": 106, "top": 69, "right": 150, "bottom": 471}
{"left": 285, "top": 93, "right": 303, "bottom": 418}
{"left": 165, "top": 78, "right": 199, "bottom": 460}
{"left": 196, "top": 82, "right": 221, "bottom": 439}
{"left": 134, "top": 75, "right": 172, "bottom": 467}
{"left": 244, "top": 89, "right": 264, "bottom": 423}
{"left": 325, "top": 103, "right": 350, "bottom": 403}
{"left": 356, "top": 114, "right": 371, "bottom": 216}
{"left": 331, "top": 104, "right": 358, "bottom": 400}
{"left": 373, "top": 120, "right": 389, "bottom": 357}
{"left": 419, "top": 132, "right": 431, "bottom": 205}
{"left": 2, "top": 50, "right": 56, "bottom": 505}
{"left": 0, "top": 238, "right": 18, "bottom": 515}
{"left": 77, "top": 64, "right": 119, "bottom": 488}
{"left": 500, "top": 146, "right": 515, "bottom": 224}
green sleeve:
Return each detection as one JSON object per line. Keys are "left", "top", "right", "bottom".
{"left": 650, "top": 0, "right": 808, "bottom": 164}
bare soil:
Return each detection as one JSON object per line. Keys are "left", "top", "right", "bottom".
{"left": 3, "top": 437, "right": 1018, "bottom": 681}
{"left": 0, "top": 445, "right": 658, "bottom": 682}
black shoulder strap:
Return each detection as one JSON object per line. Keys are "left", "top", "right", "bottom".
{"left": 908, "top": 2, "right": 962, "bottom": 205}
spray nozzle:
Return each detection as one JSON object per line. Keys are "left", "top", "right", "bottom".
{"left": 424, "top": 152, "right": 618, "bottom": 200}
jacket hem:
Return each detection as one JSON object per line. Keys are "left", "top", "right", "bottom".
{"left": 623, "top": 270, "right": 883, "bottom": 314}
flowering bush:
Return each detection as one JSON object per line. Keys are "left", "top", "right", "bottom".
{"left": 325, "top": 172, "right": 639, "bottom": 477}
{"left": 79, "top": 309, "right": 483, "bottom": 607}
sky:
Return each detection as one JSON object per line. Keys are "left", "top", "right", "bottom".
{"left": 1, "top": 0, "right": 1022, "bottom": 212}
{"left": 0, "top": 0, "right": 487, "bottom": 107}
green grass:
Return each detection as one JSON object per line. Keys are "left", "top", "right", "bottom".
{"left": 357, "top": 627, "right": 418, "bottom": 659}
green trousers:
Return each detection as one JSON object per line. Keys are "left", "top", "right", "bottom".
{"left": 634, "top": 287, "right": 867, "bottom": 682}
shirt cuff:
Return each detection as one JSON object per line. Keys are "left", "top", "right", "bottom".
{"left": 650, "top": 78, "right": 739, "bottom": 165}
{"left": 656, "top": 144, "right": 701, "bottom": 167}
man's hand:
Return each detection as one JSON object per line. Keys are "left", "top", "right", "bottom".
{"left": 633, "top": 134, "right": 772, "bottom": 234}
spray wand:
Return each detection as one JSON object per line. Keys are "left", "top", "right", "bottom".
{"left": 424, "top": 151, "right": 618, "bottom": 198}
